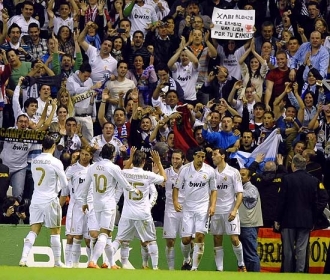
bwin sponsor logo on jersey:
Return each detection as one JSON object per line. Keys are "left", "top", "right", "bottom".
{"left": 189, "top": 182, "right": 206, "bottom": 188}
{"left": 134, "top": 14, "right": 150, "bottom": 19}
{"left": 217, "top": 183, "right": 228, "bottom": 190}
{"left": 13, "top": 143, "right": 29, "bottom": 151}
{"left": 177, "top": 75, "right": 191, "bottom": 82}
{"left": 79, "top": 178, "right": 85, "bottom": 184}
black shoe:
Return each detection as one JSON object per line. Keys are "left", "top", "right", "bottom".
{"left": 181, "top": 261, "right": 192, "bottom": 270}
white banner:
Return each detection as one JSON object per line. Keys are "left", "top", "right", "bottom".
{"left": 211, "top": 8, "right": 255, "bottom": 40}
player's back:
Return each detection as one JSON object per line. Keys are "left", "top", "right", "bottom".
{"left": 121, "top": 167, "right": 163, "bottom": 220}
{"left": 88, "top": 159, "right": 119, "bottom": 210}
{"left": 31, "top": 153, "right": 67, "bottom": 204}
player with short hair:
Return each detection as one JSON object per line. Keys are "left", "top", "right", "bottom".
{"left": 211, "top": 148, "right": 246, "bottom": 272}
{"left": 61, "top": 146, "right": 97, "bottom": 268}
{"left": 115, "top": 149, "right": 166, "bottom": 270}
{"left": 81, "top": 143, "right": 140, "bottom": 269}
{"left": 173, "top": 147, "right": 217, "bottom": 271}
{"left": 19, "top": 136, "right": 68, "bottom": 267}
{"left": 163, "top": 149, "right": 185, "bottom": 270}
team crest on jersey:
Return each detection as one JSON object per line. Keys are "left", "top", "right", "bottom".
{"left": 223, "top": 176, "right": 227, "bottom": 181}
{"left": 146, "top": 9, "right": 150, "bottom": 13}
{"left": 203, "top": 174, "right": 207, "bottom": 180}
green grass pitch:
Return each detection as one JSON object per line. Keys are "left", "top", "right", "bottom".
{"left": 1, "top": 267, "right": 330, "bottom": 280}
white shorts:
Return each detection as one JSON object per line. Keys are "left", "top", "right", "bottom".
{"left": 86, "top": 207, "right": 99, "bottom": 231}
{"left": 181, "top": 211, "right": 209, "bottom": 237}
{"left": 65, "top": 202, "right": 86, "bottom": 236}
{"left": 210, "top": 212, "right": 241, "bottom": 235}
{"left": 116, "top": 217, "right": 156, "bottom": 242}
{"left": 29, "top": 198, "right": 62, "bottom": 228}
{"left": 95, "top": 208, "right": 116, "bottom": 231}
{"left": 163, "top": 211, "right": 183, "bottom": 239}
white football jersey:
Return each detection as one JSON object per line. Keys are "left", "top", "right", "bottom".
{"left": 90, "top": 134, "right": 124, "bottom": 163}
{"left": 63, "top": 162, "right": 92, "bottom": 205}
{"left": 164, "top": 166, "right": 184, "bottom": 212}
{"left": 174, "top": 162, "right": 216, "bottom": 212}
{"left": 81, "top": 159, "right": 134, "bottom": 211}
{"left": 214, "top": 163, "right": 243, "bottom": 214}
{"left": 120, "top": 167, "right": 164, "bottom": 220}
{"left": 128, "top": 3, "right": 158, "bottom": 35}
{"left": 31, "top": 153, "right": 68, "bottom": 204}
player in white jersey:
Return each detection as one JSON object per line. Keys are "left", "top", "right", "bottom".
{"left": 19, "top": 136, "right": 68, "bottom": 267}
{"left": 173, "top": 148, "right": 217, "bottom": 271}
{"left": 163, "top": 149, "right": 185, "bottom": 270}
{"left": 61, "top": 146, "right": 96, "bottom": 268}
{"left": 211, "top": 148, "right": 246, "bottom": 272}
{"left": 81, "top": 143, "right": 140, "bottom": 269}
{"left": 115, "top": 149, "right": 166, "bottom": 270}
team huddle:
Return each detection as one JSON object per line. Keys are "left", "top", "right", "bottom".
{"left": 18, "top": 136, "right": 250, "bottom": 271}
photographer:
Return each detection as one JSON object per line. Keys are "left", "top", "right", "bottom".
{"left": 0, "top": 196, "right": 27, "bottom": 224}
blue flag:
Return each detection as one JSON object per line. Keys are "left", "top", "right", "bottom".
{"left": 230, "top": 129, "right": 282, "bottom": 169}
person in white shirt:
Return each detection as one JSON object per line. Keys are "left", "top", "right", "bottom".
{"left": 90, "top": 122, "right": 126, "bottom": 163}
{"left": 105, "top": 60, "right": 135, "bottom": 121}
{"left": 19, "top": 136, "right": 68, "bottom": 267}
{"left": 61, "top": 146, "right": 95, "bottom": 268}
{"left": 168, "top": 36, "right": 199, "bottom": 104}
{"left": 66, "top": 63, "right": 102, "bottom": 142}
{"left": 114, "top": 149, "right": 166, "bottom": 270}
{"left": 47, "top": 0, "right": 79, "bottom": 35}
{"left": 81, "top": 143, "right": 140, "bottom": 269}
{"left": 211, "top": 148, "right": 246, "bottom": 272}
{"left": 0, "top": 114, "right": 33, "bottom": 201}
{"left": 163, "top": 149, "right": 185, "bottom": 270}
{"left": 8, "top": 1, "right": 39, "bottom": 37}
{"left": 124, "top": 0, "right": 158, "bottom": 36}
{"left": 78, "top": 21, "right": 118, "bottom": 84}
{"left": 173, "top": 147, "right": 217, "bottom": 271}
{"left": 36, "top": 84, "right": 58, "bottom": 123}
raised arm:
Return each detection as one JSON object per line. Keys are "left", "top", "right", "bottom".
{"left": 78, "top": 21, "right": 93, "bottom": 52}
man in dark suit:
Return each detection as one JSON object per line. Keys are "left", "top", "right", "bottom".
{"left": 275, "top": 154, "right": 319, "bottom": 273}
{"left": 200, "top": 66, "right": 237, "bottom": 102}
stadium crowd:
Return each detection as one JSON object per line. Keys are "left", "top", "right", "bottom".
{"left": 0, "top": 0, "right": 330, "bottom": 273}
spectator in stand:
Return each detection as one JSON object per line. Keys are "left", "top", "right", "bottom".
{"left": 168, "top": 36, "right": 199, "bottom": 104}
{"left": 47, "top": 0, "right": 79, "bottom": 35}
{"left": 123, "top": 0, "right": 157, "bottom": 36}
{"left": 56, "top": 26, "right": 75, "bottom": 58}
{"left": 264, "top": 50, "right": 290, "bottom": 111}
{"left": 7, "top": 1, "right": 39, "bottom": 37}
{"left": 238, "top": 38, "right": 268, "bottom": 99}
{"left": 24, "top": 23, "right": 48, "bottom": 61}
{"left": 254, "top": 21, "right": 280, "bottom": 55}
{"left": 289, "top": 31, "right": 329, "bottom": 82}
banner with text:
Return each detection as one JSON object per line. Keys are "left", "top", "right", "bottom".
{"left": 0, "top": 128, "right": 47, "bottom": 144}
{"left": 211, "top": 8, "right": 255, "bottom": 40}
{"left": 258, "top": 228, "right": 330, "bottom": 273}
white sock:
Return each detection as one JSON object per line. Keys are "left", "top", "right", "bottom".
{"left": 191, "top": 243, "right": 204, "bottom": 270}
{"left": 112, "top": 239, "right": 121, "bottom": 254}
{"left": 50, "top": 235, "right": 62, "bottom": 265}
{"left": 147, "top": 241, "right": 158, "bottom": 269}
{"left": 90, "top": 237, "right": 96, "bottom": 261}
{"left": 72, "top": 238, "right": 82, "bottom": 267}
{"left": 86, "top": 246, "right": 91, "bottom": 262}
{"left": 181, "top": 241, "right": 191, "bottom": 263}
{"left": 214, "top": 246, "right": 224, "bottom": 271}
{"left": 141, "top": 245, "right": 149, "bottom": 267}
{"left": 91, "top": 233, "right": 107, "bottom": 263}
{"left": 65, "top": 243, "right": 73, "bottom": 267}
{"left": 165, "top": 246, "right": 175, "bottom": 270}
{"left": 121, "top": 241, "right": 130, "bottom": 266}
{"left": 233, "top": 242, "right": 245, "bottom": 267}
{"left": 105, "top": 238, "right": 114, "bottom": 266}
{"left": 21, "top": 231, "right": 37, "bottom": 260}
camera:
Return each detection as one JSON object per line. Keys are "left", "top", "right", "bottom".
{"left": 117, "top": 28, "right": 126, "bottom": 33}
{"left": 213, "top": 66, "right": 219, "bottom": 75}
